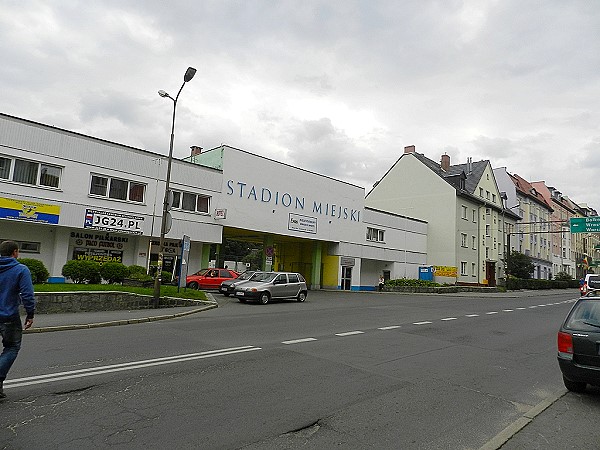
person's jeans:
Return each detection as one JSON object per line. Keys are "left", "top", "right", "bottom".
{"left": 0, "top": 316, "right": 22, "bottom": 382}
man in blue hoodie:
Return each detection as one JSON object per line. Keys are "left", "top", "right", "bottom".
{"left": 0, "top": 240, "right": 35, "bottom": 399}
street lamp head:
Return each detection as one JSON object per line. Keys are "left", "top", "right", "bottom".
{"left": 158, "top": 90, "right": 170, "bottom": 98}
{"left": 184, "top": 67, "right": 197, "bottom": 83}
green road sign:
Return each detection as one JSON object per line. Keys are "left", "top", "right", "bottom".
{"left": 570, "top": 216, "right": 600, "bottom": 233}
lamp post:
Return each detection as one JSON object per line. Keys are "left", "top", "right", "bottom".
{"left": 152, "top": 67, "right": 197, "bottom": 307}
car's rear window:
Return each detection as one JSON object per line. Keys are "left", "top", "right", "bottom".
{"left": 565, "top": 299, "right": 600, "bottom": 330}
{"left": 588, "top": 276, "right": 600, "bottom": 288}
{"left": 288, "top": 273, "right": 299, "bottom": 283}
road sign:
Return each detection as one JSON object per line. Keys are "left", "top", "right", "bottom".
{"left": 570, "top": 217, "right": 600, "bottom": 233}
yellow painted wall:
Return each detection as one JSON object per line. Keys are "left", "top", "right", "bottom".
{"left": 322, "top": 253, "right": 339, "bottom": 288}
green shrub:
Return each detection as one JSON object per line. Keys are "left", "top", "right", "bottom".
{"left": 99, "top": 262, "right": 129, "bottom": 284}
{"left": 506, "top": 278, "right": 574, "bottom": 290}
{"left": 62, "top": 260, "right": 102, "bottom": 284}
{"left": 127, "top": 265, "right": 148, "bottom": 277}
{"left": 387, "top": 278, "right": 442, "bottom": 287}
{"left": 19, "top": 258, "right": 49, "bottom": 284}
{"left": 161, "top": 271, "right": 174, "bottom": 283}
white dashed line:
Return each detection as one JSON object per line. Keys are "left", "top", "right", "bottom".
{"left": 537, "top": 304, "right": 546, "bottom": 307}
{"left": 335, "top": 331, "right": 365, "bottom": 337}
{"left": 502, "top": 309, "right": 513, "bottom": 312}
{"left": 486, "top": 312, "right": 499, "bottom": 315}
{"left": 465, "top": 314, "right": 479, "bottom": 317}
{"left": 516, "top": 307, "right": 527, "bottom": 310}
{"left": 413, "top": 321, "right": 432, "bottom": 325}
{"left": 529, "top": 306, "right": 538, "bottom": 308}
{"left": 378, "top": 326, "right": 401, "bottom": 330}
{"left": 282, "top": 338, "right": 317, "bottom": 345}
{"left": 441, "top": 317, "right": 457, "bottom": 321}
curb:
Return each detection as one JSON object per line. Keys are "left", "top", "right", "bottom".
{"left": 25, "top": 301, "right": 218, "bottom": 334}
{"left": 478, "top": 390, "right": 567, "bottom": 450}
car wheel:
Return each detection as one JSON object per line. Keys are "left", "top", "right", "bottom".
{"left": 259, "top": 292, "right": 270, "bottom": 305}
{"left": 297, "top": 291, "right": 307, "bottom": 302}
{"left": 188, "top": 281, "right": 199, "bottom": 290}
{"left": 223, "top": 293, "right": 230, "bottom": 297}
{"left": 238, "top": 298, "right": 246, "bottom": 303}
{"left": 563, "top": 376, "right": 586, "bottom": 393}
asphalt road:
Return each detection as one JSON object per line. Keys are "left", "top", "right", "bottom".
{"left": 1, "top": 290, "right": 592, "bottom": 449}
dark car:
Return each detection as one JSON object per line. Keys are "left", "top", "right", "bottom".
{"left": 219, "top": 271, "right": 261, "bottom": 296}
{"left": 186, "top": 268, "right": 239, "bottom": 290}
{"left": 234, "top": 271, "right": 308, "bottom": 304}
{"left": 557, "top": 296, "right": 600, "bottom": 392}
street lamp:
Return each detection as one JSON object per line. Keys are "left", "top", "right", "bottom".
{"left": 153, "top": 67, "right": 197, "bottom": 307}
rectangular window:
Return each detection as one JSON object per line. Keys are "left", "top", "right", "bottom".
{"left": 1, "top": 156, "right": 62, "bottom": 188}
{"left": 461, "top": 205, "right": 467, "bottom": 219}
{"left": 90, "top": 175, "right": 108, "bottom": 196}
{"left": 461, "top": 262, "right": 467, "bottom": 276}
{"left": 40, "top": 164, "right": 61, "bottom": 188}
{"left": 479, "top": 188, "right": 484, "bottom": 197}
{"left": 492, "top": 194, "right": 496, "bottom": 203}
{"left": 0, "top": 157, "right": 12, "bottom": 179}
{"left": 472, "top": 209, "right": 476, "bottom": 222}
{"left": 485, "top": 224, "right": 490, "bottom": 236}
{"left": 13, "top": 159, "right": 38, "bottom": 185}
{"left": 472, "top": 236, "right": 476, "bottom": 249}
{"left": 89, "top": 174, "right": 145, "bottom": 203}
{"left": 171, "top": 190, "right": 211, "bottom": 214}
{"left": 472, "top": 263, "right": 476, "bottom": 276}
{"left": 366, "top": 227, "right": 385, "bottom": 242}
{"left": 109, "top": 178, "right": 128, "bottom": 201}
{"left": 486, "top": 190, "right": 490, "bottom": 200}
{"left": 461, "top": 233, "right": 467, "bottom": 247}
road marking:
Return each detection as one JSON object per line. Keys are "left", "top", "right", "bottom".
{"left": 441, "top": 317, "right": 457, "bottom": 321}
{"left": 413, "top": 321, "right": 432, "bottom": 325}
{"left": 502, "top": 309, "right": 513, "bottom": 312}
{"left": 516, "top": 307, "right": 527, "bottom": 310}
{"left": 282, "top": 338, "right": 317, "bottom": 344}
{"left": 529, "top": 306, "right": 538, "bottom": 308}
{"left": 486, "top": 311, "right": 499, "bottom": 315}
{"left": 335, "top": 331, "right": 364, "bottom": 336}
{"left": 465, "top": 314, "right": 479, "bottom": 317}
{"left": 537, "top": 304, "right": 546, "bottom": 307}
{"left": 378, "top": 326, "right": 401, "bottom": 330}
{"left": 5, "top": 346, "right": 262, "bottom": 389}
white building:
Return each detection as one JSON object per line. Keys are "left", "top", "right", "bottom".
{"left": 0, "top": 113, "right": 427, "bottom": 290}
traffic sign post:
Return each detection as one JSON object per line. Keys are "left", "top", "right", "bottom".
{"left": 570, "top": 217, "right": 600, "bottom": 233}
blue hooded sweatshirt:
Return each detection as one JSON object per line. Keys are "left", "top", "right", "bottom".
{"left": 0, "top": 257, "right": 35, "bottom": 320}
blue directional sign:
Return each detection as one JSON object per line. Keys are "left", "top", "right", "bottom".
{"left": 570, "top": 217, "right": 600, "bottom": 233}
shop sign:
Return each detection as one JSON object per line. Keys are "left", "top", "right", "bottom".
{"left": 0, "top": 197, "right": 60, "bottom": 224}
{"left": 288, "top": 213, "right": 317, "bottom": 234}
{"left": 434, "top": 266, "right": 457, "bottom": 277}
{"left": 73, "top": 248, "right": 123, "bottom": 264}
{"left": 84, "top": 209, "right": 143, "bottom": 235}
{"left": 340, "top": 257, "right": 355, "bottom": 267}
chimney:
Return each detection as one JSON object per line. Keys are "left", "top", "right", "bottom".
{"left": 404, "top": 145, "right": 416, "bottom": 154}
{"left": 440, "top": 153, "right": 450, "bottom": 172}
{"left": 190, "top": 146, "right": 203, "bottom": 157}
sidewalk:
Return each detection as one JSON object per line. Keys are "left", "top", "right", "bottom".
{"left": 25, "top": 296, "right": 218, "bottom": 334}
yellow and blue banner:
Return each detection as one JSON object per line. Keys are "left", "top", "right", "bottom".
{"left": 0, "top": 197, "right": 60, "bottom": 224}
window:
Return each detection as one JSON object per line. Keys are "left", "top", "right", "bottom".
{"left": 472, "top": 209, "right": 477, "bottom": 222}
{"left": 0, "top": 154, "right": 62, "bottom": 188}
{"left": 486, "top": 208, "right": 491, "bottom": 215}
{"left": 461, "top": 205, "right": 468, "bottom": 219}
{"left": 485, "top": 225, "right": 490, "bottom": 236}
{"left": 461, "top": 233, "right": 467, "bottom": 247}
{"left": 0, "top": 239, "right": 40, "bottom": 254}
{"left": 89, "top": 174, "right": 146, "bottom": 203}
{"left": 486, "top": 190, "right": 490, "bottom": 200}
{"left": 472, "top": 236, "right": 477, "bottom": 249}
{"left": 479, "top": 188, "right": 484, "bottom": 197}
{"left": 171, "top": 189, "right": 211, "bottom": 213}
{"left": 461, "top": 262, "right": 467, "bottom": 276}
{"left": 367, "top": 227, "right": 385, "bottom": 242}
{"left": 472, "top": 263, "right": 476, "bottom": 276}
{"left": 288, "top": 273, "right": 299, "bottom": 283}
{"left": 492, "top": 194, "right": 496, "bottom": 203}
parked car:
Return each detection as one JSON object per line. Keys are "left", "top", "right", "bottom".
{"left": 580, "top": 274, "right": 600, "bottom": 296}
{"left": 186, "top": 268, "right": 239, "bottom": 290}
{"left": 234, "top": 272, "right": 307, "bottom": 304}
{"left": 557, "top": 296, "right": 600, "bottom": 392}
{"left": 219, "top": 271, "right": 262, "bottom": 296}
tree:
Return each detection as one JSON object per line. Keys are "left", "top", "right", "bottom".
{"left": 506, "top": 250, "right": 534, "bottom": 279}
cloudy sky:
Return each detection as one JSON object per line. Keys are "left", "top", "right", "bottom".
{"left": 2, "top": 1, "right": 599, "bottom": 209}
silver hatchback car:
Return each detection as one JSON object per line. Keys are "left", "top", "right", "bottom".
{"left": 234, "top": 272, "right": 308, "bottom": 304}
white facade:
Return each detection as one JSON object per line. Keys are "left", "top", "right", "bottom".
{"left": 1, "top": 114, "right": 428, "bottom": 290}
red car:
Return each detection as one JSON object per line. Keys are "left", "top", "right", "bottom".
{"left": 186, "top": 268, "right": 239, "bottom": 290}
